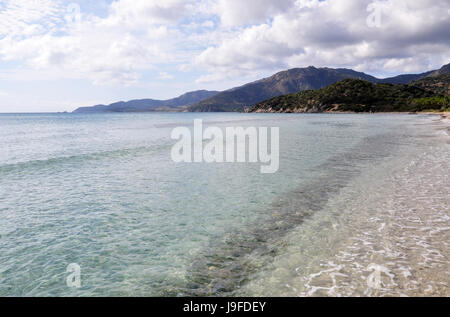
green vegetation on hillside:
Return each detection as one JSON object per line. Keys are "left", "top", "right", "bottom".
{"left": 409, "top": 74, "right": 450, "bottom": 96}
{"left": 411, "top": 96, "right": 450, "bottom": 112}
{"left": 251, "top": 77, "right": 449, "bottom": 113}
{"left": 188, "top": 66, "right": 382, "bottom": 112}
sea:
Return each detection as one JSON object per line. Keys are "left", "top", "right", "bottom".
{"left": 0, "top": 112, "right": 448, "bottom": 296}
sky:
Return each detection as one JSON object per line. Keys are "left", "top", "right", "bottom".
{"left": 0, "top": 0, "right": 449, "bottom": 112}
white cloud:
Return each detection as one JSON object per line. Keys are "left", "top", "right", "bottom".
{"left": 195, "top": 0, "right": 450, "bottom": 81}
{"left": 158, "top": 71, "right": 174, "bottom": 80}
{"left": 0, "top": 0, "right": 189, "bottom": 85}
{"left": 105, "top": 0, "right": 195, "bottom": 28}
{"left": 0, "top": 0, "right": 448, "bottom": 89}
{"left": 202, "top": 20, "right": 215, "bottom": 28}
{"left": 214, "top": 0, "right": 296, "bottom": 27}
{"left": 0, "top": 0, "right": 64, "bottom": 37}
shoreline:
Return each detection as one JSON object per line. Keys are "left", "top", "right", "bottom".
{"left": 2, "top": 110, "right": 449, "bottom": 116}
{"left": 240, "top": 115, "right": 449, "bottom": 297}
{"left": 251, "top": 108, "right": 450, "bottom": 115}
{"left": 301, "top": 116, "right": 450, "bottom": 296}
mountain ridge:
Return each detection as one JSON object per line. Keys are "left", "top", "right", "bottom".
{"left": 74, "top": 63, "right": 449, "bottom": 113}
{"left": 249, "top": 74, "right": 450, "bottom": 114}
{"left": 188, "top": 66, "right": 380, "bottom": 112}
{"left": 73, "top": 90, "right": 219, "bottom": 113}
{"left": 188, "top": 64, "right": 449, "bottom": 112}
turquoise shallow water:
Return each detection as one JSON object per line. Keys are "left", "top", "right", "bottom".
{"left": 0, "top": 113, "right": 446, "bottom": 296}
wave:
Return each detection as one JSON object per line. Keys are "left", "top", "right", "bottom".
{"left": 0, "top": 144, "right": 171, "bottom": 176}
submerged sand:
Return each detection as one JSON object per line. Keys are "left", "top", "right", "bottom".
{"left": 240, "top": 115, "right": 449, "bottom": 297}
{"left": 302, "top": 116, "right": 450, "bottom": 296}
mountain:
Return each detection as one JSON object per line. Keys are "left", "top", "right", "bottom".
{"left": 250, "top": 78, "right": 449, "bottom": 113}
{"left": 378, "top": 73, "right": 434, "bottom": 84}
{"left": 73, "top": 90, "right": 219, "bottom": 113}
{"left": 428, "top": 63, "right": 450, "bottom": 77}
{"left": 74, "top": 63, "right": 450, "bottom": 113}
{"left": 409, "top": 74, "right": 450, "bottom": 96}
{"left": 379, "top": 63, "right": 450, "bottom": 84}
{"left": 188, "top": 64, "right": 450, "bottom": 112}
{"left": 188, "top": 66, "right": 380, "bottom": 112}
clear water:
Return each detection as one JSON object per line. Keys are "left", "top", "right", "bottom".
{"left": 0, "top": 113, "right": 448, "bottom": 296}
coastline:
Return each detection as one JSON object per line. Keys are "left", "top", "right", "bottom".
{"left": 239, "top": 115, "right": 450, "bottom": 297}
{"left": 252, "top": 108, "right": 450, "bottom": 115}
{"left": 439, "top": 112, "right": 450, "bottom": 121}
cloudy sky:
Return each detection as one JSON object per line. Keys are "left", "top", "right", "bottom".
{"left": 0, "top": 0, "right": 449, "bottom": 112}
